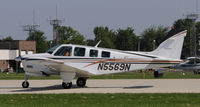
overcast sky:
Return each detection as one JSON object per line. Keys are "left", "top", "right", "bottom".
{"left": 0, "top": 0, "right": 198, "bottom": 40}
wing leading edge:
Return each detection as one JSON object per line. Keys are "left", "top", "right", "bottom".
{"left": 42, "top": 59, "right": 94, "bottom": 77}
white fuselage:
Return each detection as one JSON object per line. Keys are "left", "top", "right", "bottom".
{"left": 21, "top": 44, "right": 182, "bottom": 77}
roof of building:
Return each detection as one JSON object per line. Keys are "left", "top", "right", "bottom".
{"left": 0, "top": 40, "right": 35, "bottom": 50}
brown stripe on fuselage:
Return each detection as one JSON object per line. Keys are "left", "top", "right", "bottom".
{"left": 83, "top": 59, "right": 183, "bottom": 68}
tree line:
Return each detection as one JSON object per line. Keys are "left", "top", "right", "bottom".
{"left": 1, "top": 18, "right": 199, "bottom": 58}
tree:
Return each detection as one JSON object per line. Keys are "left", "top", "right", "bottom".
{"left": 26, "top": 31, "right": 48, "bottom": 53}
{"left": 140, "top": 26, "right": 169, "bottom": 51}
{"left": 86, "top": 39, "right": 96, "bottom": 46}
{"left": 0, "top": 36, "right": 13, "bottom": 42}
{"left": 196, "top": 22, "right": 200, "bottom": 56}
{"left": 170, "top": 19, "right": 192, "bottom": 58}
{"left": 94, "top": 27, "right": 116, "bottom": 49}
{"left": 57, "top": 26, "right": 86, "bottom": 45}
{"left": 115, "top": 27, "right": 137, "bottom": 51}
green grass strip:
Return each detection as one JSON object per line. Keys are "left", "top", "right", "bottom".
{"left": 0, "top": 93, "right": 199, "bottom": 107}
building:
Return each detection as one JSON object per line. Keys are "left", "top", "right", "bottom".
{"left": 0, "top": 40, "right": 36, "bottom": 72}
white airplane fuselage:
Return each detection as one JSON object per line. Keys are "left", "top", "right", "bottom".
{"left": 21, "top": 44, "right": 182, "bottom": 77}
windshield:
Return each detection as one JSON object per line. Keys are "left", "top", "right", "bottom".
{"left": 47, "top": 45, "right": 60, "bottom": 54}
{"left": 54, "top": 46, "right": 72, "bottom": 56}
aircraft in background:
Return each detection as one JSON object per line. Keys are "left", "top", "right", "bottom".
{"left": 173, "top": 57, "right": 200, "bottom": 74}
{"left": 16, "top": 30, "right": 187, "bottom": 89}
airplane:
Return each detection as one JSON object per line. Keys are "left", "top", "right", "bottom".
{"left": 16, "top": 30, "right": 187, "bottom": 89}
{"left": 172, "top": 57, "right": 200, "bottom": 74}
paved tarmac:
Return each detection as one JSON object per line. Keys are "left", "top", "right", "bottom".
{"left": 0, "top": 79, "right": 200, "bottom": 94}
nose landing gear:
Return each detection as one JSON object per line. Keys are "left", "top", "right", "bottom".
{"left": 22, "top": 75, "right": 29, "bottom": 88}
{"left": 22, "top": 81, "right": 29, "bottom": 88}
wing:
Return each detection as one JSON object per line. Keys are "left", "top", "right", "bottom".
{"left": 41, "top": 59, "right": 94, "bottom": 77}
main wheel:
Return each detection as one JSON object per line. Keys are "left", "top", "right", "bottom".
{"left": 22, "top": 81, "right": 29, "bottom": 88}
{"left": 76, "top": 77, "right": 86, "bottom": 87}
{"left": 193, "top": 70, "right": 199, "bottom": 74}
{"left": 62, "top": 82, "right": 72, "bottom": 89}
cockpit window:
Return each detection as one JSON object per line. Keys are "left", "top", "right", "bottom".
{"left": 54, "top": 46, "right": 72, "bottom": 56}
{"left": 196, "top": 60, "right": 200, "bottom": 63}
{"left": 101, "top": 51, "right": 110, "bottom": 58}
{"left": 74, "top": 47, "right": 85, "bottom": 56}
{"left": 47, "top": 45, "right": 60, "bottom": 54}
{"left": 90, "top": 49, "right": 98, "bottom": 57}
{"left": 188, "top": 61, "right": 196, "bottom": 65}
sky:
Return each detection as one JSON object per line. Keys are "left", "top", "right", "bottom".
{"left": 0, "top": 0, "right": 198, "bottom": 40}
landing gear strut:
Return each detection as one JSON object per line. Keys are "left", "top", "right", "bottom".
{"left": 62, "top": 82, "right": 72, "bottom": 89}
{"left": 60, "top": 72, "right": 75, "bottom": 89}
{"left": 76, "top": 77, "right": 87, "bottom": 87}
{"left": 22, "top": 75, "right": 29, "bottom": 88}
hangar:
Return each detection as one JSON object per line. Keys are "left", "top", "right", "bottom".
{"left": 0, "top": 40, "right": 36, "bottom": 72}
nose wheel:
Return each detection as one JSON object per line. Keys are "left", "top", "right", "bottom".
{"left": 22, "top": 81, "right": 29, "bottom": 88}
{"left": 76, "top": 77, "right": 87, "bottom": 87}
{"left": 22, "top": 75, "right": 29, "bottom": 88}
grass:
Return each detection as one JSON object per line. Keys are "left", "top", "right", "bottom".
{"left": 0, "top": 73, "right": 61, "bottom": 80}
{"left": 0, "top": 70, "right": 200, "bottom": 80}
{"left": 0, "top": 93, "right": 199, "bottom": 107}
{"left": 91, "top": 70, "right": 200, "bottom": 79}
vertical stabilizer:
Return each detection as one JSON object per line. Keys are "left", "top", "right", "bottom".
{"left": 150, "top": 30, "right": 187, "bottom": 59}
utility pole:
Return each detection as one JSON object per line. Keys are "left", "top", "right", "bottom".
{"left": 153, "top": 40, "right": 156, "bottom": 50}
{"left": 137, "top": 36, "right": 141, "bottom": 51}
{"left": 49, "top": 6, "right": 64, "bottom": 45}
{"left": 22, "top": 24, "right": 39, "bottom": 36}
{"left": 22, "top": 9, "right": 40, "bottom": 39}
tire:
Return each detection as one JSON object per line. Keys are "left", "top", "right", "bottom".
{"left": 76, "top": 77, "right": 86, "bottom": 87}
{"left": 62, "top": 82, "right": 72, "bottom": 89}
{"left": 154, "top": 70, "right": 163, "bottom": 78}
{"left": 154, "top": 71, "right": 159, "bottom": 78}
{"left": 194, "top": 71, "right": 197, "bottom": 74}
{"left": 22, "top": 81, "right": 29, "bottom": 88}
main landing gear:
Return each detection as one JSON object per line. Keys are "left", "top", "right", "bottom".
{"left": 62, "top": 82, "right": 72, "bottom": 89}
{"left": 22, "top": 75, "right": 29, "bottom": 88}
{"left": 61, "top": 77, "right": 87, "bottom": 89}
{"left": 76, "top": 77, "right": 87, "bottom": 87}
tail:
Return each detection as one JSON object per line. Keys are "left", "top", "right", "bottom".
{"left": 150, "top": 30, "right": 187, "bottom": 59}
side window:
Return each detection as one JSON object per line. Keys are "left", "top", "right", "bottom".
{"left": 90, "top": 49, "right": 98, "bottom": 57}
{"left": 54, "top": 46, "right": 72, "bottom": 56}
{"left": 101, "top": 51, "right": 110, "bottom": 58}
{"left": 74, "top": 47, "right": 85, "bottom": 56}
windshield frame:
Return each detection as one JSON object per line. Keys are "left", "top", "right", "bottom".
{"left": 46, "top": 45, "right": 60, "bottom": 54}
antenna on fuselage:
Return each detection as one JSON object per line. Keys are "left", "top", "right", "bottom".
{"left": 95, "top": 40, "right": 101, "bottom": 48}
